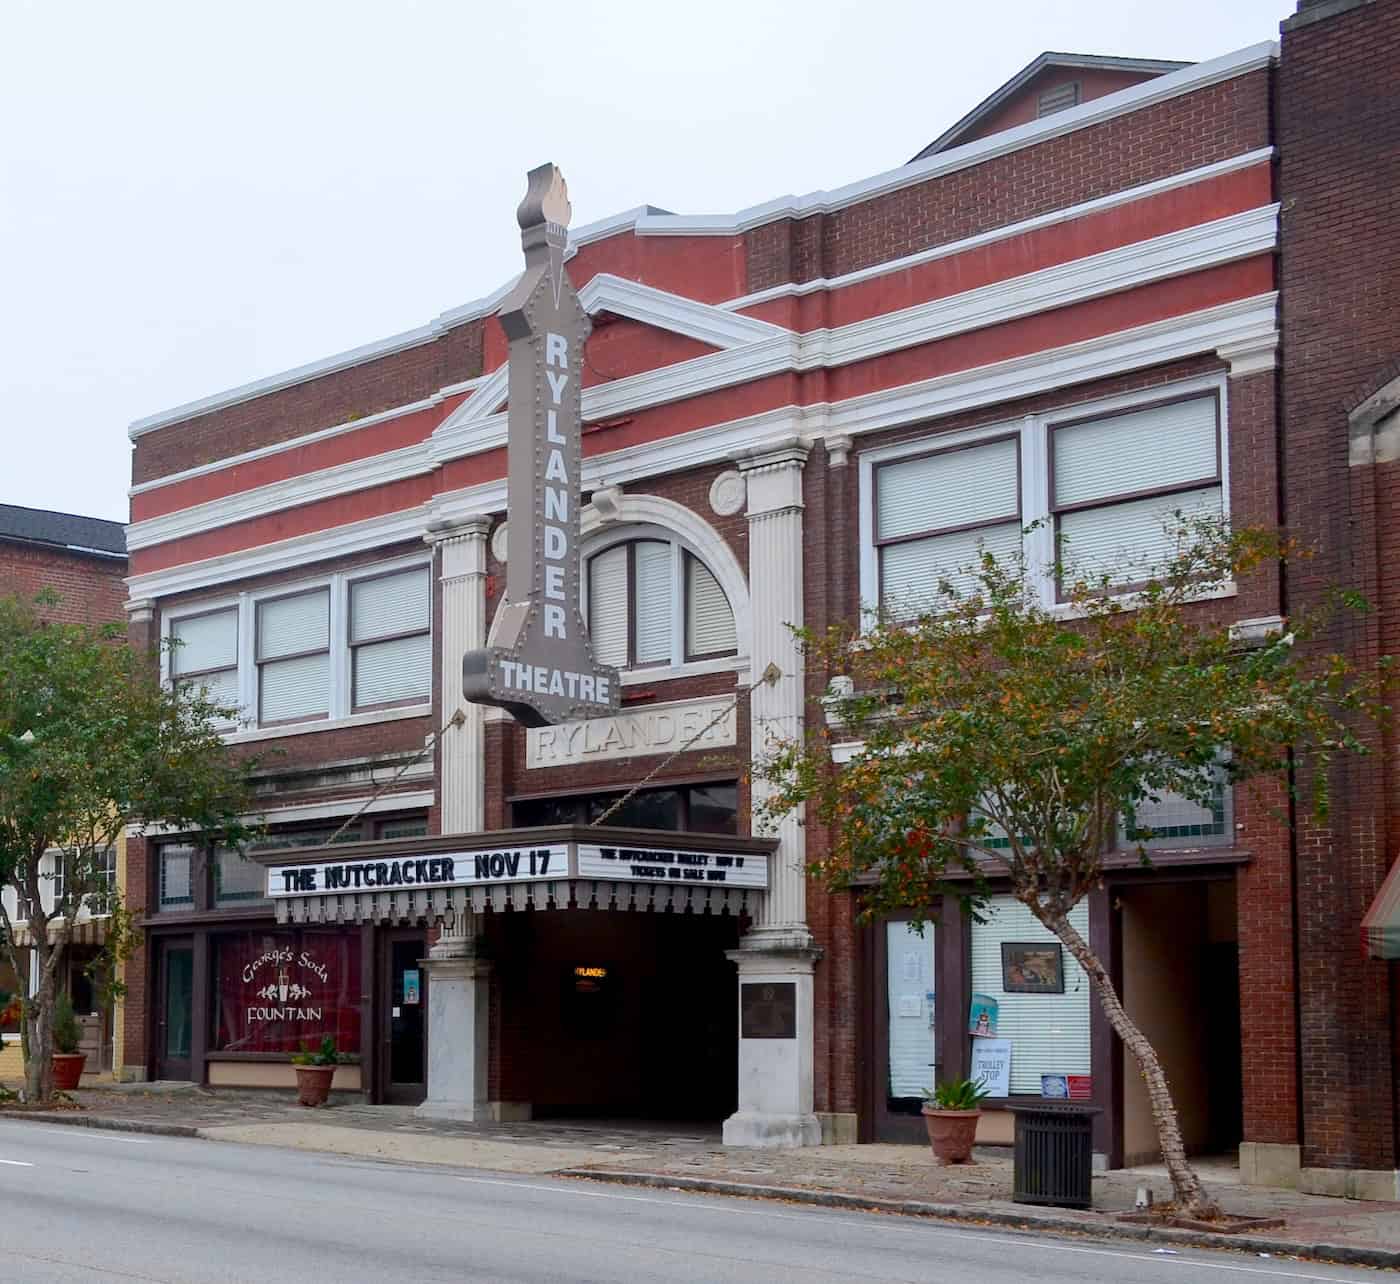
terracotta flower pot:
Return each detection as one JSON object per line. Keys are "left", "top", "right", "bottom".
{"left": 922, "top": 1106, "right": 981, "bottom": 1164}
{"left": 294, "top": 1064, "right": 336, "bottom": 1107}
{"left": 52, "top": 1052, "right": 87, "bottom": 1092}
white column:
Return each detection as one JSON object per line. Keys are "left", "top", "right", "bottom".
{"left": 724, "top": 438, "right": 823, "bottom": 1148}
{"left": 414, "top": 920, "right": 492, "bottom": 1122}
{"left": 427, "top": 516, "right": 492, "bottom": 835}
{"left": 417, "top": 517, "right": 495, "bottom": 1122}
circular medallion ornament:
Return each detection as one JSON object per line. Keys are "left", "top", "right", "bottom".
{"left": 490, "top": 521, "right": 509, "bottom": 564}
{"left": 709, "top": 470, "right": 747, "bottom": 517}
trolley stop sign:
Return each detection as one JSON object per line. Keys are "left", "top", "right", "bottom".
{"left": 461, "top": 163, "right": 619, "bottom": 728}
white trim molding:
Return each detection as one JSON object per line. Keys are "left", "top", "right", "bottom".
{"left": 127, "top": 43, "right": 1275, "bottom": 442}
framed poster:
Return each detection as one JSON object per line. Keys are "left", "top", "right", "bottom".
{"left": 1001, "top": 942, "right": 1064, "bottom": 994}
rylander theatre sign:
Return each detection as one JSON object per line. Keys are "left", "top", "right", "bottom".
{"left": 462, "top": 163, "right": 620, "bottom": 728}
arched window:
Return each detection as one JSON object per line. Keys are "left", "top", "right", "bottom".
{"left": 585, "top": 536, "right": 737, "bottom": 669}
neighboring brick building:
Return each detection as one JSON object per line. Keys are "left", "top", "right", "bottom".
{"left": 0, "top": 503, "right": 127, "bottom": 1076}
{"left": 115, "top": 2, "right": 1400, "bottom": 1188}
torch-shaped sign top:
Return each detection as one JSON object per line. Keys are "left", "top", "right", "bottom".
{"left": 460, "top": 165, "right": 621, "bottom": 728}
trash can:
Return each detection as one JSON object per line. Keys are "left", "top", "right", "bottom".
{"left": 1008, "top": 1102, "right": 1102, "bottom": 1209}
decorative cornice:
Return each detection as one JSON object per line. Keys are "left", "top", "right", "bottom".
{"left": 127, "top": 44, "right": 1275, "bottom": 442}
{"left": 125, "top": 296, "right": 1277, "bottom": 602}
{"left": 1217, "top": 330, "right": 1279, "bottom": 378}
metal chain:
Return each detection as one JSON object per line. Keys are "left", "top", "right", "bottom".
{"left": 588, "top": 662, "right": 781, "bottom": 828}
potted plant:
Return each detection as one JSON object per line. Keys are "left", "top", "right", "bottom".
{"left": 50, "top": 992, "right": 86, "bottom": 1091}
{"left": 290, "top": 1036, "right": 343, "bottom": 1107}
{"left": 921, "top": 1077, "right": 990, "bottom": 1164}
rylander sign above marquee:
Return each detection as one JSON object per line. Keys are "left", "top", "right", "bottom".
{"left": 462, "top": 164, "right": 620, "bottom": 728}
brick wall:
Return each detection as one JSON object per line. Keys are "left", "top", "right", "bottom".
{"left": 744, "top": 72, "right": 1271, "bottom": 291}
{"left": 1278, "top": 0, "right": 1400, "bottom": 1171}
{"left": 0, "top": 541, "right": 126, "bottom": 626}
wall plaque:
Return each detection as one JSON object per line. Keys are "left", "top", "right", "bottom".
{"left": 741, "top": 981, "right": 796, "bottom": 1039}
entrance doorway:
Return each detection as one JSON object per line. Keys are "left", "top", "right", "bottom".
{"left": 155, "top": 938, "right": 194, "bottom": 1081}
{"left": 380, "top": 932, "right": 426, "bottom": 1104}
{"left": 491, "top": 909, "right": 741, "bottom": 1120}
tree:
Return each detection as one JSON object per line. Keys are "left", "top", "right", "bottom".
{"left": 758, "top": 521, "right": 1389, "bottom": 1219}
{"left": 0, "top": 593, "right": 254, "bottom": 1102}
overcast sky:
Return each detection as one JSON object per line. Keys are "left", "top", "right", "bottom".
{"left": 2, "top": 0, "right": 1289, "bottom": 525}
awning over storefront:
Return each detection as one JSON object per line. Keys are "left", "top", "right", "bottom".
{"left": 8, "top": 915, "right": 108, "bottom": 948}
{"left": 1362, "top": 856, "right": 1400, "bottom": 958}
{"left": 252, "top": 825, "right": 777, "bottom": 926}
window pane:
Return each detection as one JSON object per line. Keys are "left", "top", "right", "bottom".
{"left": 1054, "top": 396, "right": 1217, "bottom": 509}
{"left": 159, "top": 845, "right": 194, "bottom": 910}
{"left": 215, "top": 846, "right": 269, "bottom": 905}
{"left": 378, "top": 818, "right": 429, "bottom": 840}
{"left": 887, "top": 921, "right": 936, "bottom": 1097}
{"left": 350, "top": 567, "right": 430, "bottom": 643}
{"left": 588, "top": 788, "right": 683, "bottom": 831}
{"left": 688, "top": 784, "right": 738, "bottom": 835}
{"left": 260, "top": 652, "right": 330, "bottom": 722}
{"left": 212, "top": 930, "right": 361, "bottom": 1055}
{"left": 687, "top": 557, "right": 737, "bottom": 658}
{"left": 633, "top": 541, "right": 673, "bottom": 664}
{"left": 354, "top": 634, "right": 431, "bottom": 708}
{"left": 877, "top": 437, "right": 1019, "bottom": 542}
{"left": 172, "top": 609, "right": 238, "bottom": 675}
{"left": 258, "top": 590, "right": 329, "bottom": 661}
{"left": 1058, "top": 485, "right": 1222, "bottom": 587}
{"left": 513, "top": 796, "right": 584, "bottom": 827}
{"left": 969, "top": 896, "right": 1090, "bottom": 1094}
{"left": 1126, "top": 776, "right": 1230, "bottom": 848}
{"left": 588, "top": 545, "right": 629, "bottom": 668}
{"left": 180, "top": 666, "right": 240, "bottom": 716}
{"left": 880, "top": 520, "right": 1022, "bottom": 613}
{"left": 250, "top": 826, "right": 362, "bottom": 851}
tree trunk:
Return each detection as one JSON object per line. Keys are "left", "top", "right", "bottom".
{"left": 1034, "top": 900, "right": 1222, "bottom": 1220}
{"left": 24, "top": 965, "right": 55, "bottom": 1103}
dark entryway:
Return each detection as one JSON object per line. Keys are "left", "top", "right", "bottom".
{"left": 490, "top": 909, "right": 741, "bottom": 1120}
{"left": 380, "top": 931, "right": 426, "bottom": 1104}
{"left": 155, "top": 937, "right": 194, "bottom": 1081}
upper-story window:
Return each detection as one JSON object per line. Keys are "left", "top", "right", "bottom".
{"left": 164, "top": 558, "right": 432, "bottom": 734}
{"left": 862, "top": 383, "right": 1226, "bottom": 616}
{"left": 585, "top": 537, "right": 737, "bottom": 670}
{"left": 171, "top": 607, "right": 239, "bottom": 715}
{"left": 257, "top": 589, "right": 330, "bottom": 725}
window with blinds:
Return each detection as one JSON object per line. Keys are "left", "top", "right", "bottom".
{"left": 171, "top": 608, "right": 240, "bottom": 716}
{"left": 969, "top": 896, "right": 1090, "bottom": 1094}
{"left": 349, "top": 567, "right": 431, "bottom": 710}
{"left": 875, "top": 435, "right": 1021, "bottom": 614}
{"left": 687, "top": 553, "right": 738, "bottom": 659}
{"left": 257, "top": 589, "right": 330, "bottom": 724}
{"left": 1053, "top": 394, "right": 1222, "bottom": 592}
{"left": 586, "top": 537, "right": 736, "bottom": 669}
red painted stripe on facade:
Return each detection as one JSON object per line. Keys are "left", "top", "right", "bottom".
{"left": 130, "top": 396, "right": 467, "bottom": 522}
{"left": 739, "top": 163, "right": 1274, "bottom": 333}
{"left": 129, "top": 258, "right": 1271, "bottom": 578}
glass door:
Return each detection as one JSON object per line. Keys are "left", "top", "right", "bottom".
{"left": 382, "top": 935, "right": 425, "bottom": 1104}
{"left": 156, "top": 939, "right": 194, "bottom": 1081}
{"left": 886, "top": 920, "right": 936, "bottom": 1106}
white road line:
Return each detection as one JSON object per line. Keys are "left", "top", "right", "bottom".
{"left": 0, "top": 1124, "right": 154, "bottom": 1144}
{"left": 453, "top": 1175, "right": 1355, "bottom": 1282}
{"left": 0, "top": 1159, "right": 35, "bottom": 1166}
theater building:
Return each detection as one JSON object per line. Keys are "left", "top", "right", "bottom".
{"left": 118, "top": 0, "right": 1400, "bottom": 1187}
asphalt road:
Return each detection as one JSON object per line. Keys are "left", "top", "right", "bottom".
{"left": 0, "top": 1121, "right": 1384, "bottom": 1283}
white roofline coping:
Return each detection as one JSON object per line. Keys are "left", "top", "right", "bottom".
{"left": 127, "top": 40, "right": 1276, "bottom": 442}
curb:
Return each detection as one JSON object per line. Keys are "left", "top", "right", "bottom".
{"left": 554, "top": 1169, "right": 1400, "bottom": 1271}
{"left": 0, "top": 1111, "right": 200, "bottom": 1139}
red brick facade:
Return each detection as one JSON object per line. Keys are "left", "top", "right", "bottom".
{"left": 111, "top": 12, "right": 1400, "bottom": 1175}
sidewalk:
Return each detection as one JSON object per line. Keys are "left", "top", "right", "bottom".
{"left": 6, "top": 1084, "right": 1400, "bottom": 1268}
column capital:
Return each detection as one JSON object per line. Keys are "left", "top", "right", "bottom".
{"left": 428, "top": 514, "right": 493, "bottom": 579}
{"left": 1217, "top": 332, "right": 1278, "bottom": 378}
{"left": 424, "top": 513, "right": 493, "bottom": 547}
{"left": 823, "top": 434, "right": 853, "bottom": 469}
{"left": 737, "top": 437, "right": 811, "bottom": 518}
{"left": 124, "top": 597, "right": 156, "bottom": 623}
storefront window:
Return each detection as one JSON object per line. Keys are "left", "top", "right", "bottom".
{"left": 969, "top": 896, "right": 1090, "bottom": 1095}
{"left": 212, "top": 930, "right": 361, "bottom": 1055}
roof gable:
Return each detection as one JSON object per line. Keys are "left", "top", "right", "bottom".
{"left": 911, "top": 52, "right": 1189, "bottom": 161}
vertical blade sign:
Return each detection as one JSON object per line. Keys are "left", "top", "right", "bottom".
{"left": 461, "top": 164, "right": 621, "bottom": 728}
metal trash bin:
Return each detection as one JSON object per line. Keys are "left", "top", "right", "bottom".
{"left": 1009, "top": 1102, "right": 1102, "bottom": 1209}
